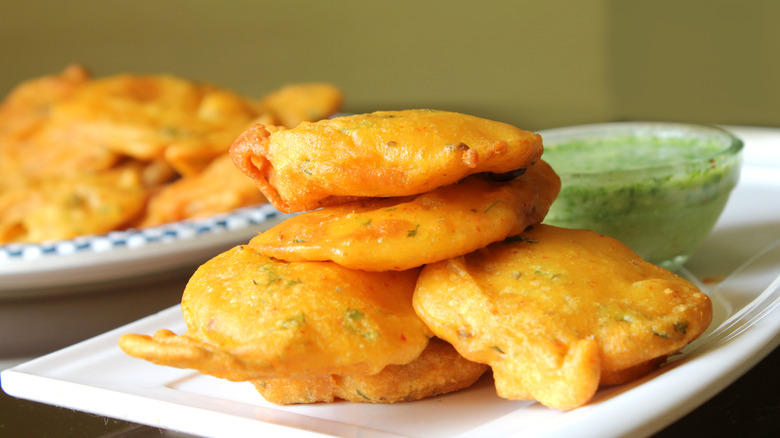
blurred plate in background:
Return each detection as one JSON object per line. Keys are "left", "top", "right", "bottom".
{"left": 0, "top": 204, "right": 288, "bottom": 299}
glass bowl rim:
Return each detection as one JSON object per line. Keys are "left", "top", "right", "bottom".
{"left": 537, "top": 121, "right": 744, "bottom": 178}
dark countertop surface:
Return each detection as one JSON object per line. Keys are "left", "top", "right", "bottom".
{"left": 654, "top": 342, "right": 780, "bottom": 437}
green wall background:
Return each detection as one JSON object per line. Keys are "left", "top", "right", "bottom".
{"left": 2, "top": 0, "right": 778, "bottom": 131}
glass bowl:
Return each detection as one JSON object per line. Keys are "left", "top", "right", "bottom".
{"left": 539, "top": 121, "right": 744, "bottom": 271}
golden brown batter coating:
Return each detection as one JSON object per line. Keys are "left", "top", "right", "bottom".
{"left": 140, "top": 153, "right": 266, "bottom": 227}
{"left": 119, "top": 244, "right": 432, "bottom": 381}
{"left": 0, "top": 65, "right": 117, "bottom": 189}
{"left": 249, "top": 161, "right": 560, "bottom": 271}
{"left": 0, "top": 66, "right": 343, "bottom": 243}
{"left": 413, "top": 224, "right": 712, "bottom": 410}
{"left": 46, "top": 72, "right": 263, "bottom": 176}
{"left": 0, "top": 65, "right": 90, "bottom": 142}
{"left": 256, "top": 82, "right": 343, "bottom": 129}
{"left": 230, "top": 109, "right": 544, "bottom": 212}
{"left": 0, "top": 164, "right": 148, "bottom": 243}
{"left": 251, "top": 338, "right": 488, "bottom": 404}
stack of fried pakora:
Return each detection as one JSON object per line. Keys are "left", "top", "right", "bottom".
{"left": 119, "top": 109, "right": 712, "bottom": 409}
{"left": 0, "top": 65, "right": 343, "bottom": 243}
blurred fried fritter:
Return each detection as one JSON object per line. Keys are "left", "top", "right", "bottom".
{"left": 46, "top": 72, "right": 263, "bottom": 176}
{"left": 0, "top": 65, "right": 343, "bottom": 243}
{"left": 140, "top": 153, "right": 266, "bottom": 227}
{"left": 249, "top": 161, "right": 560, "bottom": 271}
{"left": 119, "top": 244, "right": 432, "bottom": 381}
{"left": 413, "top": 224, "right": 712, "bottom": 410}
{"left": 230, "top": 109, "right": 544, "bottom": 212}
{"left": 0, "top": 65, "right": 119, "bottom": 189}
{"left": 251, "top": 338, "right": 488, "bottom": 404}
{"left": 257, "top": 82, "right": 343, "bottom": 129}
{"left": 0, "top": 64, "right": 89, "bottom": 143}
{"left": 0, "top": 164, "right": 148, "bottom": 243}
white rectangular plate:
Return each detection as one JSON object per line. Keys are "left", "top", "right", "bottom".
{"left": 3, "top": 126, "right": 780, "bottom": 438}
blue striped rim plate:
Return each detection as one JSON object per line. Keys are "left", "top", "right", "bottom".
{"left": 0, "top": 203, "right": 289, "bottom": 298}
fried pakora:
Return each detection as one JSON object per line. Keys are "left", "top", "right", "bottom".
{"left": 0, "top": 65, "right": 343, "bottom": 243}
{"left": 0, "top": 64, "right": 90, "bottom": 143}
{"left": 0, "top": 65, "right": 118, "bottom": 189}
{"left": 119, "top": 244, "right": 433, "bottom": 381}
{"left": 230, "top": 109, "right": 544, "bottom": 212}
{"left": 257, "top": 82, "right": 343, "bottom": 130}
{"left": 140, "top": 153, "right": 266, "bottom": 227}
{"left": 0, "top": 164, "right": 148, "bottom": 243}
{"left": 412, "top": 224, "right": 712, "bottom": 410}
{"left": 45, "top": 72, "right": 263, "bottom": 176}
{"left": 116, "top": 103, "right": 714, "bottom": 410}
{"left": 251, "top": 338, "right": 488, "bottom": 404}
{"left": 248, "top": 160, "right": 560, "bottom": 271}
{"left": 0, "top": 65, "right": 90, "bottom": 147}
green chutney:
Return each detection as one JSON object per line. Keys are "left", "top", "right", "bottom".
{"left": 542, "top": 129, "right": 743, "bottom": 270}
